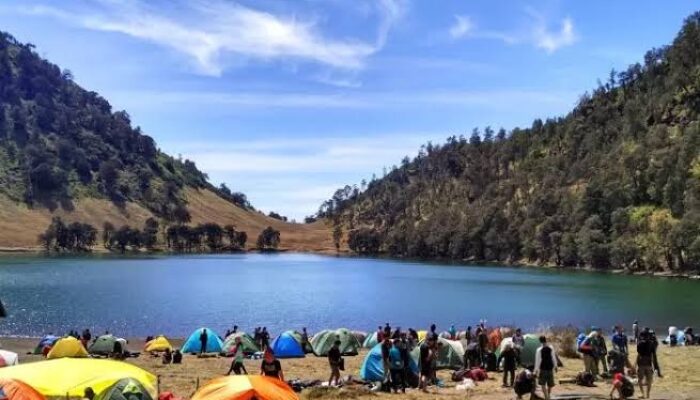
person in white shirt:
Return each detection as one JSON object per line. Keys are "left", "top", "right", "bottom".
{"left": 534, "top": 335, "right": 558, "bottom": 400}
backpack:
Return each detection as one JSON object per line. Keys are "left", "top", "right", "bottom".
{"left": 621, "top": 379, "right": 634, "bottom": 398}
{"left": 484, "top": 352, "right": 498, "bottom": 371}
{"left": 575, "top": 371, "right": 595, "bottom": 387}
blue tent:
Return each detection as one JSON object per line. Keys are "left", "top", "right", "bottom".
{"left": 360, "top": 343, "right": 419, "bottom": 382}
{"left": 270, "top": 331, "right": 305, "bottom": 358}
{"left": 33, "top": 335, "right": 59, "bottom": 354}
{"left": 182, "top": 328, "right": 223, "bottom": 354}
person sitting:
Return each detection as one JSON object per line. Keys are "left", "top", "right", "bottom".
{"left": 513, "top": 368, "right": 536, "bottom": 400}
{"left": 172, "top": 349, "right": 182, "bottom": 364}
{"left": 162, "top": 349, "right": 172, "bottom": 364}
{"left": 260, "top": 348, "right": 284, "bottom": 381}
{"left": 610, "top": 372, "right": 635, "bottom": 400}
{"left": 684, "top": 327, "right": 695, "bottom": 345}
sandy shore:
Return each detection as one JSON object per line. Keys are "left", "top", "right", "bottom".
{"left": 1, "top": 337, "right": 699, "bottom": 400}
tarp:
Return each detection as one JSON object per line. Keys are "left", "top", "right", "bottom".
{"left": 0, "top": 350, "right": 19, "bottom": 368}
{"left": 270, "top": 332, "right": 304, "bottom": 358}
{"left": 362, "top": 332, "right": 379, "bottom": 349}
{"left": 144, "top": 336, "right": 172, "bottom": 353}
{"left": 89, "top": 335, "right": 123, "bottom": 356}
{"left": 32, "top": 336, "right": 58, "bottom": 355}
{"left": 0, "top": 358, "right": 156, "bottom": 398}
{"left": 47, "top": 337, "right": 88, "bottom": 359}
{"left": 311, "top": 328, "right": 360, "bottom": 356}
{"left": 95, "top": 378, "right": 154, "bottom": 400}
{"left": 496, "top": 334, "right": 541, "bottom": 368}
{"left": 428, "top": 338, "right": 464, "bottom": 370}
{"left": 182, "top": 328, "right": 223, "bottom": 354}
{"left": 191, "top": 376, "right": 298, "bottom": 400}
{"left": 222, "top": 333, "right": 259, "bottom": 355}
{"left": 0, "top": 378, "right": 45, "bottom": 400}
{"left": 359, "top": 343, "right": 419, "bottom": 382}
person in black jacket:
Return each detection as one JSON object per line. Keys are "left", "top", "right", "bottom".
{"left": 498, "top": 343, "right": 519, "bottom": 387}
{"left": 199, "top": 329, "right": 208, "bottom": 355}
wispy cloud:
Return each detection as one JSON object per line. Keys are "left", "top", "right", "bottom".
{"left": 449, "top": 9, "right": 576, "bottom": 53}
{"left": 16, "top": 0, "right": 405, "bottom": 76}
{"left": 449, "top": 15, "right": 473, "bottom": 39}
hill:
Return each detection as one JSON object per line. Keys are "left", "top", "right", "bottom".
{"left": 0, "top": 31, "right": 332, "bottom": 251}
{"left": 321, "top": 12, "right": 700, "bottom": 272}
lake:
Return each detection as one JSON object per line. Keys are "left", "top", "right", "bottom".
{"left": 0, "top": 253, "right": 698, "bottom": 338}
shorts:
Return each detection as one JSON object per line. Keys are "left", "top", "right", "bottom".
{"left": 538, "top": 370, "right": 555, "bottom": 387}
{"left": 421, "top": 366, "right": 432, "bottom": 377}
{"left": 638, "top": 366, "right": 654, "bottom": 384}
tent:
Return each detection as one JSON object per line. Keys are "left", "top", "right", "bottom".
{"left": 144, "top": 336, "right": 172, "bottom": 353}
{"left": 89, "top": 335, "right": 127, "bottom": 356}
{"left": 46, "top": 337, "right": 88, "bottom": 359}
{"left": 428, "top": 338, "right": 464, "bottom": 370}
{"left": 0, "top": 378, "right": 45, "bottom": 400}
{"left": 222, "top": 333, "right": 259, "bottom": 355}
{"left": 182, "top": 328, "right": 223, "bottom": 354}
{"left": 496, "top": 334, "right": 541, "bottom": 368}
{"left": 362, "top": 332, "right": 379, "bottom": 349}
{"left": 351, "top": 331, "right": 367, "bottom": 345}
{"left": 95, "top": 378, "right": 154, "bottom": 400}
{"left": 0, "top": 351, "right": 19, "bottom": 368}
{"left": 191, "top": 376, "right": 298, "bottom": 400}
{"left": 270, "top": 332, "right": 304, "bottom": 359}
{"left": 417, "top": 331, "right": 427, "bottom": 342}
{"left": 666, "top": 327, "right": 687, "bottom": 345}
{"left": 359, "top": 343, "right": 419, "bottom": 382}
{"left": 0, "top": 358, "right": 156, "bottom": 398}
{"left": 311, "top": 328, "right": 360, "bottom": 356}
{"left": 32, "top": 336, "right": 58, "bottom": 355}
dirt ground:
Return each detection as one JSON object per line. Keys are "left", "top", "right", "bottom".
{"left": 1, "top": 337, "right": 699, "bottom": 400}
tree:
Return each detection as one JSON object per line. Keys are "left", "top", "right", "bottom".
{"left": 257, "top": 226, "right": 281, "bottom": 250}
{"left": 143, "top": 218, "right": 159, "bottom": 249}
{"left": 102, "top": 222, "right": 115, "bottom": 249}
{"left": 332, "top": 225, "right": 343, "bottom": 252}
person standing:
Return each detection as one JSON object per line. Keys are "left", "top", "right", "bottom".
{"left": 612, "top": 326, "right": 629, "bottom": 354}
{"left": 419, "top": 336, "right": 435, "bottom": 393}
{"left": 498, "top": 343, "right": 518, "bottom": 387}
{"left": 260, "top": 349, "right": 284, "bottom": 381}
{"left": 632, "top": 321, "right": 639, "bottom": 344}
{"left": 227, "top": 337, "right": 248, "bottom": 375}
{"left": 389, "top": 339, "right": 406, "bottom": 393}
{"left": 477, "top": 327, "right": 489, "bottom": 367}
{"left": 449, "top": 324, "right": 457, "bottom": 340}
{"left": 381, "top": 338, "right": 392, "bottom": 383}
{"left": 429, "top": 324, "right": 438, "bottom": 341}
{"left": 464, "top": 326, "right": 473, "bottom": 345}
{"left": 261, "top": 327, "right": 270, "bottom": 351}
{"left": 592, "top": 328, "right": 609, "bottom": 375}
{"left": 534, "top": 335, "right": 557, "bottom": 400}
{"left": 81, "top": 329, "right": 92, "bottom": 348}
{"left": 636, "top": 330, "right": 656, "bottom": 399}
{"left": 301, "top": 327, "right": 310, "bottom": 353}
{"left": 327, "top": 340, "right": 342, "bottom": 386}
{"left": 376, "top": 326, "right": 385, "bottom": 344}
{"left": 199, "top": 328, "right": 209, "bottom": 355}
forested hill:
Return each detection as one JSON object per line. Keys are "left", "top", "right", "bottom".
{"left": 0, "top": 31, "right": 251, "bottom": 219}
{"left": 0, "top": 31, "right": 333, "bottom": 251}
{"left": 321, "top": 12, "right": 700, "bottom": 272}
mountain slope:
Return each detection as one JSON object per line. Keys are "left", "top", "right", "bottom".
{"left": 322, "top": 12, "right": 700, "bottom": 272}
{"left": 0, "top": 31, "right": 332, "bottom": 251}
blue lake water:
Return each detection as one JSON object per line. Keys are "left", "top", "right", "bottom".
{"left": 0, "top": 253, "right": 698, "bottom": 338}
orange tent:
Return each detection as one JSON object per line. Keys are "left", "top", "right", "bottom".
{"left": 191, "top": 376, "right": 298, "bottom": 400}
{"left": 0, "top": 379, "right": 45, "bottom": 400}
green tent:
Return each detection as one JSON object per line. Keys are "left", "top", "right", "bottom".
{"left": 89, "top": 335, "right": 123, "bottom": 356}
{"left": 495, "top": 334, "right": 541, "bottom": 368}
{"left": 423, "top": 337, "right": 464, "bottom": 370}
{"left": 311, "top": 328, "right": 361, "bottom": 356}
{"left": 95, "top": 378, "right": 154, "bottom": 400}
{"left": 222, "top": 332, "right": 259, "bottom": 355}
{"left": 362, "top": 332, "right": 379, "bottom": 349}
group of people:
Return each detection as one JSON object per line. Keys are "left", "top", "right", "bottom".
{"left": 225, "top": 335, "right": 284, "bottom": 382}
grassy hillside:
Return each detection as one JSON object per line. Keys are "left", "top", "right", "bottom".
{"left": 321, "top": 11, "right": 700, "bottom": 272}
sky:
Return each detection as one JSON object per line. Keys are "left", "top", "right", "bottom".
{"left": 1, "top": 0, "right": 698, "bottom": 220}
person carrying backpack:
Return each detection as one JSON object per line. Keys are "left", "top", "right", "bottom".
{"left": 534, "top": 335, "right": 557, "bottom": 400}
{"left": 389, "top": 339, "right": 406, "bottom": 393}
{"left": 636, "top": 330, "right": 657, "bottom": 399}
{"left": 610, "top": 372, "right": 635, "bottom": 399}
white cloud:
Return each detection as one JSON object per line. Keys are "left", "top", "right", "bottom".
{"left": 18, "top": 0, "right": 405, "bottom": 76}
{"left": 449, "top": 15, "right": 473, "bottom": 39}
{"left": 533, "top": 17, "right": 576, "bottom": 53}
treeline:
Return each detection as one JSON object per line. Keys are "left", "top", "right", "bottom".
{"left": 0, "top": 31, "right": 250, "bottom": 218}
{"left": 321, "top": 12, "right": 700, "bottom": 272}
{"left": 39, "top": 217, "right": 283, "bottom": 253}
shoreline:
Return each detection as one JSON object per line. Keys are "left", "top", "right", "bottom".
{"left": 1, "top": 247, "right": 700, "bottom": 280}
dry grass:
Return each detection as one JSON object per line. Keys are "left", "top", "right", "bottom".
{"left": 2, "top": 337, "right": 699, "bottom": 400}
{"left": 0, "top": 189, "right": 334, "bottom": 253}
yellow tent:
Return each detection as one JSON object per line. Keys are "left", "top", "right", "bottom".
{"left": 0, "top": 358, "right": 156, "bottom": 398}
{"left": 144, "top": 336, "right": 172, "bottom": 353}
{"left": 417, "top": 330, "right": 427, "bottom": 342}
{"left": 46, "top": 337, "right": 88, "bottom": 359}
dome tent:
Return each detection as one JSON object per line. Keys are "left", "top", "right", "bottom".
{"left": 222, "top": 332, "right": 259, "bottom": 355}
{"left": 32, "top": 335, "right": 58, "bottom": 355}
{"left": 362, "top": 332, "right": 379, "bottom": 349}
{"left": 311, "top": 328, "right": 361, "bottom": 357}
{"left": 89, "top": 335, "right": 128, "bottom": 356}
{"left": 424, "top": 337, "right": 464, "bottom": 370}
{"left": 191, "top": 376, "right": 298, "bottom": 400}
{"left": 144, "top": 336, "right": 172, "bottom": 353}
{"left": 47, "top": 337, "right": 88, "bottom": 359}
{"left": 182, "top": 328, "right": 223, "bottom": 354}
{"left": 95, "top": 378, "right": 154, "bottom": 400}
{"left": 0, "top": 378, "right": 45, "bottom": 400}
{"left": 360, "top": 343, "right": 420, "bottom": 382}
{"left": 0, "top": 350, "right": 19, "bottom": 368}
{"left": 270, "top": 332, "right": 305, "bottom": 359}
{"left": 496, "top": 334, "right": 541, "bottom": 368}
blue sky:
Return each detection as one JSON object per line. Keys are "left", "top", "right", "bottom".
{"left": 2, "top": 1, "right": 698, "bottom": 220}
